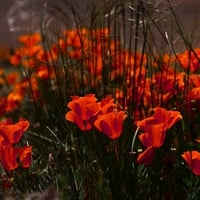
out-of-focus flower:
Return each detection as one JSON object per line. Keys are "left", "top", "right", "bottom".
{"left": 182, "top": 151, "right": 200, "bottom": 176}
{"left": 18, "top": 33, "right": 41, "bottom": 47}
{"left": 176, "top": 48, "right": 200, "bottom": 73}
{"left": 5, "top": 91, "right": 23, "bottom": 112}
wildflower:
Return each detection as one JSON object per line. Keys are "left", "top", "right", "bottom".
{"left": 176, "top": 48, "right": 200, "bottom": 73}
{"left": 0, "top": 118, "right": 30, "bottom": 146}
{"left": 6, "top": 91, "right": 23, "bottom": 112}
{"left": 65, "top": 94, "right": 99, "bottom": 131}
{"left": 136, "top": 107, "right": 182, "bottom": 132}
{"left": 18, "top": 33, "right": 41, "bottom": 47}
{"left": 98, "top": 96, "right": 116, "bottom": 114}
{"left": 136, "top": 107, "right": 182, "bottom": 165}
{"left": 94, "top": 110, "right": 127, "bottom": 139}
{"left": 0, "top": 118, "right": 32, "bottom": 171}
{"left": 137, "top": 146, "right": 157, "bottom": 166}
{"left": 0, "top": 145, "right": 19, "bottom": 171}
{"left": 182, "top": 151, "right": 200, "bottom": 176}
{"left": 18, "top": 146, "right": 32, "bottom": 168}
{"left": 136, "top": 125, "right": 165, "bottom": 165}
{"left": 0, "top": 145, "right": 32, "bottom": 171}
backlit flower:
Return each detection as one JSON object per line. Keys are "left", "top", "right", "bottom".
{"left": 0, "top": 145, "right": 19, "bottom": 171}
{"left": 19, "top": 146, "right": 32, "bottom": 168}
{"left": 182, "top": 151, "right": 200, "bottom": 176}
{"left": 136, "top": 107, "right": 182, "bottom": 165}
{"left": 137, "top": 146, "right": 157, "bottom": 166}
{"left": 0, "top": 118, "right": 30, "bottom": 146}
{"left": 94, "top": 110, "right": 127, "bottom": 139}
{"left": 65, "top": 94, "right": 99, "bottom": 131}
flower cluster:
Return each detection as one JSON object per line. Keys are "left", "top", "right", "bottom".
{"left": 1, "top": 23, "right": 200, "bottom": 198}
{"left": 136, "top": 107, "right": 182, "bottom": 164}
{"left": 0, "top": 118, "right": 32, "bottom": 171}
{"left": 65, "top": 94, "right": 127, "bottom": 139}
{"left": 136, "top": 107, "right": 200, "bottom": 176}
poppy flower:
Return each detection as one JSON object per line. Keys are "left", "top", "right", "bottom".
{"left": 65, "top": 94, "right": 100, "bottom": 131}
{"left": 137, "top": 146, "right": 157, "bottom": 166}
{"left": 18, "top": 33, "right": 41, "bottom": 47}
{"left": 98, "top": 96, "right": 116, "bottom": 115}
{"left": 94, "top": 110, "right": 127, "bottom": 139}
{"left": 5, "top": 91, "right": 23, "bottom": 112}
{"left": 0, "top": 118, "right": 30, "bottom": 146}
{"left": 136, "top": 107, "right": 182, "bottom": 133}
{"left": 182, "top": 151, "right": 200, "bottom": 176}
{"left": 136, "top": 107, "right": 182, "bottom": 166}
{"left": 18, "top": 146, "right": 32, "bottom": 168}
{"left": 0, "top": 145, "right": 19, "bottom": 171}
{"left": 136, "top": 125, "right": 165, "bottom": 166}
{"left": 0, "top": 145, "right": 32, "bottom": 171}
{"left": 9, "top": 53, "right": 21, "bottom": 66}
{"left": 138, "top": 123, "right": 166, "bottom": 148}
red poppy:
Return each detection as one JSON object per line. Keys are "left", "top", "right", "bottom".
{"left": 182, "top": 151, "right": 200, "bottom": 176}
{"left": 65, "top": 94, "right": 99, "bottom": 131}
{"left": 94, "top": 111, "right": 127, "bottom": 139}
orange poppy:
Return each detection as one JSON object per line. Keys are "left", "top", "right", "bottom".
{"left": 182, "top": 151, "right": 200, "bottom": 176}
{"left": 94, "top": 111, "right": 127, "bottom": 139}
{"left": 65, "top": 94, "right": 99, "bottom": 131}
{"left": 136, "top": 123, "right": 166, "bottom": 166}
{"left": 18, "top": 33, "right": 41, "bottom": 47}
{"left": 18, "top": 146, "right": 32, "bottom": 168}
{"left": 0, "top": 118, "right": 30, "bottom": 146}
{"left": 0, "top": 145, "right": 19, "bottom": 171}
{"left": 136, "top": 107, "right": 182, "bottom": 132}
{"left": 154, "top": 107, "right": 182, "bottom": 130}
{"left": 177, "top": 48, "right": 200, "bottom": 73}
{"left": 136, "top": 107, "right": 182, "bottom": 166}
{"left": 138, "top": 123, "right": 166, "bottom": 148}
{"left": 9, "top": 53, "right": 21, "bottom": 66}
{"left": 98, "top": 96, "right": 116, "bottom": 115}
{"left": 137, "top": 146, "right": 156, "bottom": 166}
{"left": 0, "top": 145, "right": 32, "bottom": 171}
{"left": 5, "top": 91, "right": 23, "bottom": 112}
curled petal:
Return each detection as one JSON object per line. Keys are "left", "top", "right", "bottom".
{"left": 182, "top": 151, "right": 200, "bottom": 176}
{"left": 19, "top": 146, "right": 32, "bottom": 168}
{"left": 0, "top": 145, "right": 19, "bottom": 171}
{"left": 137, "top": 146, "right": 156, "bottom": 166}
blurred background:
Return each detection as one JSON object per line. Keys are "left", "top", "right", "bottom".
{"left": 0, "top": 0, "right": 200, "bottom": 48}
